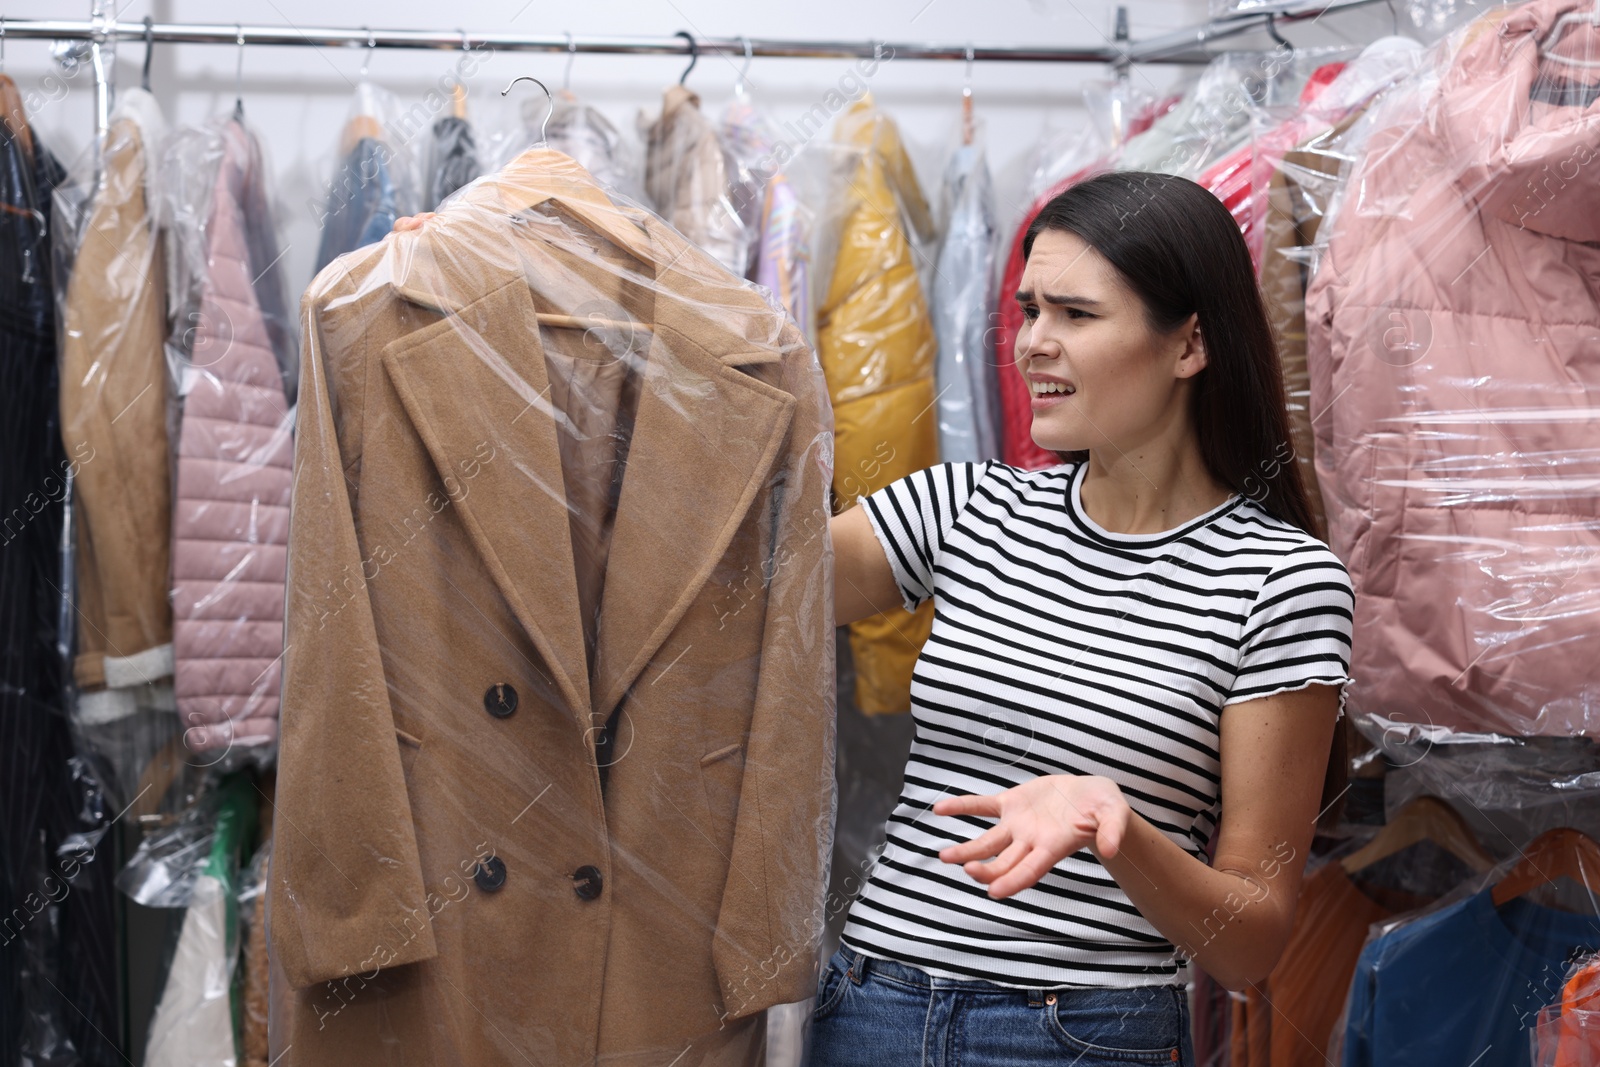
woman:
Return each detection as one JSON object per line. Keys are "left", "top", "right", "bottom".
{"left": 818, "top": 171, "right": 1353, "bottom": 1066}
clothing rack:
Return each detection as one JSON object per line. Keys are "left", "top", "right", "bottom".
{"left": 3, "top": 0, "right": 1395, "bottom": 67}
{"left": 3, "top": 0, "right": 1394, "bottom": 150}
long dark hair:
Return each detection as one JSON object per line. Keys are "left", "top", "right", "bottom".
{"left": 1024, "top": 172, "right": 1347, "bottom": 824}
{"left": 1022, "top": 171, "right": 1317, "bottom": 539}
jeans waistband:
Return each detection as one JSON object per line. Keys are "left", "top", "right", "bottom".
{"left": 837, "top": 945, "right": 1185, "bottom": 1005}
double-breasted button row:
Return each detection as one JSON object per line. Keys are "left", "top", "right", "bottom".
{"left": 484, "top": 683, "right": 518, "bottom": 719}
{"left": 471, "top": 857, "right": 604, "bottom": 901}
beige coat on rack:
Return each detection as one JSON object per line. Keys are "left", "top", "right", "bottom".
{"left": 58, "top": 87, "right": 174, "bottom": 723}
{"left": 267, "top": 148, "right": 836, "bottom": 1067}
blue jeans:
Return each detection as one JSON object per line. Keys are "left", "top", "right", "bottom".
{"left": 807, "top": 946, "right": 1194, "bottom": 1067}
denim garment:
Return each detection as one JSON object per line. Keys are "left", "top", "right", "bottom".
{"left": 809, "top": 946, "right": 1193, "bottom": 1067}
{"left": 314, "top": 136, "right": 399, "bottom": 273}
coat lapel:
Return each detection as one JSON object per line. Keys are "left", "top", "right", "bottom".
{"left": 588, "top": 312, "right": 796, "bottom": 728}
{"left": 379, "top": 155, "right": 806, "bottom": 739}
{"left": 380, "top": 278, "right": 595, "bottom": 726}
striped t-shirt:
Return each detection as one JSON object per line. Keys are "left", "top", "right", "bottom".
{"left": 838, "top": 460, "right": 1355, "bottom": 988}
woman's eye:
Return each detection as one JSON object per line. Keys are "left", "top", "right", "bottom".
{"left": 1021, "top": 305, "right": 1039, "bottom": 321}
{"left": 1065, "top": 308, "right": 1094, "bottom": 320}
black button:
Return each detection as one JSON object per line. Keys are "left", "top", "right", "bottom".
{"left": 474, "top": 855, "right": 507, "bottom": 892}
{"left": 484, "top": 684, "right": 518, "bottom": 719}
{"left": 573, "top": 865, "right": 603, "bottom": 901}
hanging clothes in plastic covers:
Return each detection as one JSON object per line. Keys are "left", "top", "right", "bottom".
{"left": 1533, "top": 953, "right": 1600, "bottom": 1066}
{"left": 1118, "top": 50, "right": 1335, "bottom": 178}
{"left": 267, "top": 146, "right": 835, "bottom": 1067}
{"left": 1227, "top": 793, "right": 1497, "bottom": 1067}
{"left": 1195, "top": 55, "right": 1354, "bottom": 258}
{"left": 816, "top": 94, "right": 938, "bottom": 716}
{"left": 423, "top": 86, "right": 480, "bottom": 211}
{"left": 931, "top": 126, "right": 1000, "bottom": 463}
{"left": 1336, "top": 829, "right": 1600, "bottom": 1067}
{"left": 165, "top": 116, "right": 296, "bottom": 758}
{"left": 1, "top": 89, "right": 121, "bottom": 1067}
{"left": 57, "top": 86, "right": 184, "bottom": 808}
{"left": 313, "top": 83, "right": 414, "bottom": 273}
{"left": 722, "top": 96, "right": 814, "bottom": 343}
{"left": 1252, "top": 38, "right": 1427, "bottom": 543}
{"left": 502, "top": 89, "right": 651, "bottom": 207}
{"left": 1305, "top": 0, "right": 1600, "bottom": 740}
{"left": 142, "top": 772, "right": 259, "bottom": 1067}
{"left": 645, "top": 84, "right": 753, "bottom": 276}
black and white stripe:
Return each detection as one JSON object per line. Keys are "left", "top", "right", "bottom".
{"left": 839, "top": 460, "right": 1354, "bottom": 988}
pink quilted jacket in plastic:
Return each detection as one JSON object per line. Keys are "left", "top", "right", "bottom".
{"left": 1306, "top": 0, "right": 1600, "bottom": 738}
{"left": 172, "top": 120, "right": 293, "bottom": 752}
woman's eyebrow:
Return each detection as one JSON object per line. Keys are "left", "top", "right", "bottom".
{"left": 1014, "top": 289, "right": 1105, "bottom": 307}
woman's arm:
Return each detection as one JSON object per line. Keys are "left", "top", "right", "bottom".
{"left": 935, "top": 682, "right": 1339, "bottom": 992}
{"left": 830, "top": 505, "right": 904, "bottom": 627}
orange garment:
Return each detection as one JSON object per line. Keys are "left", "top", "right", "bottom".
{"left": 1555, "top": 957, "right": 1600, "bottom": 1067}
{"left": 1233, "top": 864, "right": 1429, "bottom": 1067}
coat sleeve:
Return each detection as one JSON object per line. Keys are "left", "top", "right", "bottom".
{"left": 266, "top": 286, "right": 438, "bottom": 990}
{"left": 711, "top": 330, "right": 838, "bottom": 1020}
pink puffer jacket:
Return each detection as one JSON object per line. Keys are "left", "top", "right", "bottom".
{"left": 1307, "top": 0, "right": 1600, "bottom": 739}
{"left": 172, "top": 120, "right": 293, "bottom": 753}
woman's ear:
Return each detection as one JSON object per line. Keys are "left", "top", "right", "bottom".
{"left": 1175, "top": 314, "right": 1207, "bottom": 379}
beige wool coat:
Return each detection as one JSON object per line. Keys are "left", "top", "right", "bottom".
{"left": 267, "top": 148, "right": 836, "bottom": 1067}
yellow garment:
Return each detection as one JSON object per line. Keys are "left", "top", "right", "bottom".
{"left": 818, "top": 96, "right": 938, "bottom": 716}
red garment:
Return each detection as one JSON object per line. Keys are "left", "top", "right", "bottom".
{"left": 1197, "top": 62, "right": 1348, "bottom": 274}
{"left": 992, "top": 97, "right": 1179, "bottom": 469}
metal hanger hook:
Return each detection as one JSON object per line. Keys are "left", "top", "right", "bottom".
{"left": 563, "top": 31, "right": 576, "bottom": 92}
{"left": 2, "top": 18, "right": 7, "bottom": 74}
{"left": 737, "top": 35, "right": 754, "bottom": 94}
{"left": 360, "top": 28, "right": 375, "bottom": 78}
{"left": 675, "top": 31, "right": 698, "bottom": 85}
{"left": 502, "top": 75, "right": 553, "bottom": 145}
{"left": 234, "top": 25, "right": 246, "bottom": 118}
{"left": 142, "top": 16, "right": 154, "bottom": 91}
{"left": 964, "top": 42, "right": 974, "bottom": 90}
{"left": 1265, "top": 13, "right": 1292, "bottom": 52}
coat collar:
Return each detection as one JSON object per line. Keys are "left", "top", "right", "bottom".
{"left": 390, "top": 147, "right": 783, "bottom": 368}
{"left": 377, "top": 147, "right": 798, "bottom": 740}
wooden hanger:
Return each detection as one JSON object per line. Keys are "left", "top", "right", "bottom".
{"left": 1341, "top": 795, "right": 1497, "bottom": 875}
{"left": 1491, "top": 827, "right": 1600, "bottom": 906}
{"left": 0, "top": 74, "right": 33, "bottom": 163}
{"left": 451, "top": 83, "right": 467, "bottom": 120}
{"left": 340, "top": 113, "right": 385, "bottom": 157}
{"left": 960, "top": 44, "right": 975, "bottom": 147}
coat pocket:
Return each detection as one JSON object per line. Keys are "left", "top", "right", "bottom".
{"left": 698, "top": 742, "right": 746, "bottom": 830}
{"left": 395, "top": 727, "right": 424, "bottom": 779}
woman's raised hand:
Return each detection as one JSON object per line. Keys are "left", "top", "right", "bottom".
{"left": 934, "top": 774, "right": 1130, "bottom": 899}
{"left": 393, "top": 212, "right": 438, "bottom": 232}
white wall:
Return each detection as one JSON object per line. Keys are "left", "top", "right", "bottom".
{"left": 6, "top": 0, "right": 1399, "bottom": 292}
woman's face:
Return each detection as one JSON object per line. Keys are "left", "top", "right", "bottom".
{"left": 1014, "top": 228, "right": 1205, "bottom": 456}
